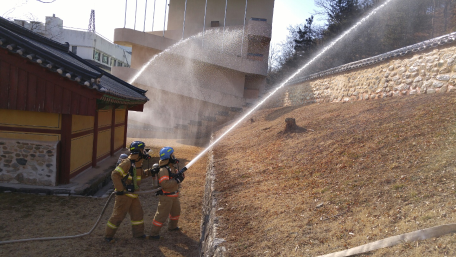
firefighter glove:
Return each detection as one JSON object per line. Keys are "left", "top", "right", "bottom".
{"left": 174, "top": 173, "right": 185, "bottom": 183}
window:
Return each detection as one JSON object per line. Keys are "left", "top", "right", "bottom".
{"left": 71, "top": 46, "right": 77, "bottom": 54}
{"left": 111, "top": 58, "right": 116, "bottom": 67}
{"left": 93, "top": 50, "right": 100, "bottom": 61}
{"left": 102, "top": 54, "right": 108, "bottom": 64}
{"left": 117, "top": 61, "right": 123, "bottom": 67}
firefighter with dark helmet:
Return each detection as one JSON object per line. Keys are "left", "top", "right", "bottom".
{"left": 104, "top": 141, "right": 153, "bottom": 242}
{"left": 149, "top": 146, "right": 184, "bottom": 240}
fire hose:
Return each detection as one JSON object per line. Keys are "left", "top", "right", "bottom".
{"left": 0, "top": 188, "right": 162, "bottom": 245}
{"left": 318, "top": 223, "right": 456, "bottom": 257}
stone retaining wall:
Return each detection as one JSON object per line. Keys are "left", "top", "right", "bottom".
{"left": 199, "top": 149, "right": 226, "bottom": 257}
{"left": 265, "top": 33, "right": 456, "bottom": 108}
{"left": 0, "top": 138, "right": 59, "bottom": 186}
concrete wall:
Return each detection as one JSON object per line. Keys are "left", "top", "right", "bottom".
{"left": 131, "top": 44, "right": 162, "bottom": 70}
{"left": 132, "top": 54, "right": 247, "bottom": 104}
{"left": 266, "top": 39, "right": 456, "bottom": 108}
{"left": 129, "top": 83, "right": 242, "bottom": 128}
{"left": 0, "top": 138, "right": 58, "bottom": 186}
{"left": 168, "top": 0, "right": 274, "bottom": 39}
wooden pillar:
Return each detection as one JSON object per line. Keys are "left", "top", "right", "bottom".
{"left": 110, "top": 106, "right": 115, "bottom": 156}
{"left": 59, "top": 114, "right": 72, "bottom": 184}
{"left": 92, "top": 110, "right": 99, "bottom": 167}
{"left": 123, "top": 107, "right": 128, "bottom": 148}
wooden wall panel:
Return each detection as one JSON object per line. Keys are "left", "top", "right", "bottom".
{"left": 114, "top": 125, "right": 125, "bottom": 150}
{"left": 97, "top": 129, "right": 111, "bottom": 158}
{"left": 0, "top": 130, "right": 60, "bottom": 141}
{"left": 79, "top": 96, "right": 88, "bottom": 116}
{"left": 0, "top": 60, "right": 10, "bottom": 109}
{"left": 17, "top": 69, "right": 27, "bottom": 111}
{"left": 88, "top": 98, "right": 96, "bottom": 116}
{"left": 62, "top": 88, "right": 71, "bottom": 114}
{"left": 44, "top": 82, "right": 55, "bottom": 113}
{"left": 71, "top": 94, "right": 80, "bottom": 115}
{"left": 0, "top": 109, "right": 61, "bottom": 129}
{"left": 53, "top": 85, "right": 63, "bottom": 113}
{"left": 72, "top": 114, "right": 94, "bottom": 133}
{"left": 123, "top": 109, "right": 128, "bottom": 148}
{"left": 36, "top": 77, "right": 46, "bottom": 112}
{"left": 115, "top": 109, "right": 126, "bottom": 124}
{"left": 26, "top": 73, "right": 36, "bottom": 111}
{"left": 8, "top": 65, "right": 18, "bottom": 110}
{"left": 70, "top": 134, "right": 94, "bottom": 174}
{"left": 0, "top": 50, "right": 100, "bottom": 117}
{"left": 60, "top": 114, "right": 72, "bottom": 184}
{"left": 98, "top": 110, "right": 112, "bottom": 128}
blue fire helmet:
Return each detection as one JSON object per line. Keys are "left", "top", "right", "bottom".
{"left": 130, "top": 141, "right": 146, "bottom": 154}
{"left": 116, "top": 153, "right": 128, "bottom": 166}
{"left": 159, "top": 147, "right": 174, "bottom": 160}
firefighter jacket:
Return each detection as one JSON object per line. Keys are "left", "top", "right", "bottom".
{"left": 112, "top": 154, "right": 152, "bottom": 198}
{"left": 157, "top": 159, "right": 179, "bottom": 197}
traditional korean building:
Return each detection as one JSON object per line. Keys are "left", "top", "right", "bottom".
{"left": 0, "top": 17, "right": 148, "bottom": 186}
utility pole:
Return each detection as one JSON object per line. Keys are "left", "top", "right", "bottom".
{"left": 88, "top": 10, "right": 95, "bottom": 32}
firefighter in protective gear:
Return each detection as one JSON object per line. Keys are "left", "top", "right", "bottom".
{"left": 150, "top": 147, "right": 184, "bottom": 239}
{"left": 104, "top": 141, "right": 153, "bottom": 242}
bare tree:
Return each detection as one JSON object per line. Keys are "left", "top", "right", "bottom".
{"left": 2, "top": 0, "right": 29, "bottom": 19}
{"left": 23, "top": 13, "right": 62, "bottom": 41}
{"left": 268, "top": 44, "right": 280, "bottom": 73}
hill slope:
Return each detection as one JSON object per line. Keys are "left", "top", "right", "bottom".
{"left": 213, "top": 93, "right": 456, "bottom": 256}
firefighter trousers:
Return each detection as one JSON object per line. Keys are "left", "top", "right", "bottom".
{"left": 150, "top": 195, "right": 181, "bottom": 236}
{"left": 105, "top": 195, "right": 145, "bottom": 238}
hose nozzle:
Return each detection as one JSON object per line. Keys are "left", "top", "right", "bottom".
{"left": 178, "top": 167, "right": 188, "bottom": 174}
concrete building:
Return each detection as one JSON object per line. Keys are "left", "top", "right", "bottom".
{"left": 13, "top": 14, "right": 131, "bottom": 72}
{"left": 113, "top": 0, "right": 275, "bottom": 138}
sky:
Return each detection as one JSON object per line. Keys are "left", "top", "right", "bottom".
{"left": 1, "top": 0, "right": 317, "bottom": 47}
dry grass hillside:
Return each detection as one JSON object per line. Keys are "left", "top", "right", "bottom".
{"left": 213, "top": 92, "right": 456, "bottom": 256}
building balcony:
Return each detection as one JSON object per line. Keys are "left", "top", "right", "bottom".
{"left": 114, "top": 28, "right": 177, "bottom": 51}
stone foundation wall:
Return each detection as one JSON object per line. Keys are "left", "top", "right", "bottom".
{"left": 265, "top": 34, "right": 456, "bottom": 108}
{"left": 0, "top": 138, "right": 59, "bottom": 186}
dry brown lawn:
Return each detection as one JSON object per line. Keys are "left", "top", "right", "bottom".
{"left": 0, "top": 138, "right": 207, "bottom": 257}
{"left": 213, "top": 93, "right": 456, "bottom": 256}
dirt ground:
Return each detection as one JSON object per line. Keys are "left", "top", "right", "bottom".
{"left": 213, "top": 93, "right": 456, "bottom": 256}
{"left": 0, "top": 138, "right": 207, "bottom": 257}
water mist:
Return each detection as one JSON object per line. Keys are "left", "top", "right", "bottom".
{"left": 181, "top": 0, "right": 396, "bottom": 172}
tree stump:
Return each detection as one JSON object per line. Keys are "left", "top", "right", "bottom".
{"left": 284, "top": 118, "right": 297, "bottom": 133}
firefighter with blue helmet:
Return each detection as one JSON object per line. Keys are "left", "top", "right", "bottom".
{"left": 149, "top": 146, "right": 184, "bottom": 239}
{"left": 104, "top": 141, "right": 153, "bottom": 242}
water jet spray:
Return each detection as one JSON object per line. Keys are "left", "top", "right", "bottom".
{"left": 176, "top": 0, "right": 395, "bottom": 175}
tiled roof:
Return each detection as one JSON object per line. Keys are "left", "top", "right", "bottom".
{"left": 0, "top": 17, "right": 148, "bottom": 104}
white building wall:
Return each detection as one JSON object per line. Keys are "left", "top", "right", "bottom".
{"left": 74, "top": 46, "right": 95, "bottom": 60}
{"left": 59, "top": 29, "right": 131, "bottom": 66}
{"left": 14, "top": 15, "right": 132, "bottom": 69}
